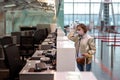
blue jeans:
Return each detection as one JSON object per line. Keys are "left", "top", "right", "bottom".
{"left": 77, "top": 63, "right": 91, "bottom": 71}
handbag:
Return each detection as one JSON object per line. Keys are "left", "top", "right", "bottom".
{"left": 76, "top": 57, "right": 89, "bottom": 65}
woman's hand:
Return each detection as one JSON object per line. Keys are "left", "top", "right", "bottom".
{"left": 82, "top": 53, "right": 90, "bottom": 57}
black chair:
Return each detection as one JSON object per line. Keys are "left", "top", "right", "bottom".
{"left": 33, "top": 29, "right": 46, "bottom": 47}
{"left": 3, "top": 44, "right": 26, "bottom": 80}
{"left": 0, "top": 36, "right": 13, "bottom": 68}
{"left": 11, "top": 32, "right": 21, "bottom": 44}
{"left": 20, "top": 36, "right": 35, "bottom": 60}
{"left": 20, "top": 26, "right": 37, "bottom": 31}
{"left": 0, "top": 36, "right": 13, "bottom": 46}
{"left": 45, "top": 28, "right": 49, "bottom": 38}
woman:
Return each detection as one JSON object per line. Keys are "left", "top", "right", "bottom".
{"left": 68, "top": 23, "right": 96, "bottom": 71}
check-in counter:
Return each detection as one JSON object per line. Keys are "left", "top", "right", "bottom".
{"left": 50, "top": 24, "right": 57, "bottom": 33}
{"left": 20, "top": 70, "right": 97, "bottom": 80}
{"left": 54, "top": 72, "right": 97, "bottom": 80}
{"left": 57, "top": 40, "right": 75, "bottom": 71}
{"left": 19, "top": 60, "right": 55, "bottom": 80}
{"left": 57, "top": 36, "right": 69, "bottom": 41}
{"left": 57, "top": 27, "right": 65, "bottom": 37}
{"left": 19, "top": 30, "right": 98, "bottom": 80}
{"left": 20, "top": 61, "right": 97, "bottom": 80}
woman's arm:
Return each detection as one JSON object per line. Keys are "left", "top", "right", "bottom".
{"left": 87, "top": 38, "right": 96, "bottom": 55}
{"left": 67, "top": 31, "right": 78, "bottom": 42}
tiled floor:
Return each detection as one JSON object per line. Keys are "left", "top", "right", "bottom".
{"left": 75, "top": 31, "right": 120, "bottom": 80}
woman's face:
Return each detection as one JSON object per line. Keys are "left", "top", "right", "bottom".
{"left": 77, "top": 26, "right": 84, "bottom": 36}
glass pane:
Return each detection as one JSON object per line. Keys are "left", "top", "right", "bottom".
{"left": 64, "top": 3, "right": 73, "bottom": 14}
{"left": 64, "top": 0, "right": 120, "bottom": 27}
{"left": 74, "top": 3, "right": 89, "bottom": 14}
{"left": 64, "top": 0, "right": 111, "bottom": 2}
{"left": 115, "top": 15, "right": 118, "bottom": 26}
{"left": 113, "top": 3, "right": 120, "bottom": 14}
{"left": 75, "top": 0, "right": 116, "bottom": 2}
{"left": 73, "top": 0, "right": 89, "bottom": 2}
{"left": 64, "top": 0, "right": 73, "bottom": 2}
{"left": 64, "top": 0, "right": 90, "bottom": 2}
{"left": 111, "top": 0, "right": 120, "bottom": 2}
{"left": 91, "top": 3, "right": 100, "bottom": 14}
{"left": 64, "top": 14, "right": 74, "bottom": 25}
{"left": 91, "top": 0, "right": 102, "bottom": 2}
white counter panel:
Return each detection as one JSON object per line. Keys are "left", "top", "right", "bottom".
{"left": 57, "top": 41, "right": 75, "bottom": 71}
{"left": 57, "top": 36, "right": 69, "bottom": 41}
{"left": 54, "top": 72, "right": 97, "bottom": 80}
{"left": 57, "top": 28, "right": 65, "bottom": 36}
{"left": 57, "top": 41, "right": 74, "bottom": 48}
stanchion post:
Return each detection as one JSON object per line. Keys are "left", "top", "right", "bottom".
{"left": 111, "top": 44, "right": 114, "bottom": 70}
{"left": 101, "top": 40, "right": 103, "bottom": 61}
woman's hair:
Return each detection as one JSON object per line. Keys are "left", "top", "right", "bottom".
{"left": 76, "top": 23, "right": 88, "bottom": 33}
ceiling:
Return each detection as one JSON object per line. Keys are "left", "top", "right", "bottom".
{"left": 0, "top": 0, "right": 63, "bottom": 35}
{"left": 0, "top": 0, "right": 62, "bottom": 14}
